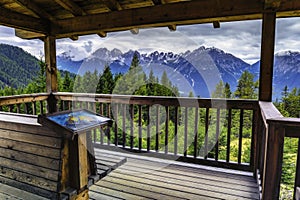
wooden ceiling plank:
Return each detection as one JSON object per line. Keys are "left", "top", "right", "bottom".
{"left": 54, "top": 0, "right": 87, "bottom": 16}
{"left": 0, "top": 6, "right": 48, "bottom": 34}
{"left": 53, "top": 0, "right": 264, "bottom": 37}
{"left": 13, "top": 0, "right": 56, "bottom": 21}
{"left": 100, "top": 0, "right": 122, "bottom": 11}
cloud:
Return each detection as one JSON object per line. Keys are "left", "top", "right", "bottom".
{"left": 82, "top": 41, "right": 93, "bottom": 53}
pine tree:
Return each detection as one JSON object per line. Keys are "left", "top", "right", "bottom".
{"left": 114, "top": 52, "right": 146, "bottom": 95}
{"left": 234, "top": 70, "right": 257, "bottom": 99}
{"left": 224, "top": 82, "right": 232, "bottom": 98}
{"left": 97, "top": 65, "right": 115, "bottom": 94}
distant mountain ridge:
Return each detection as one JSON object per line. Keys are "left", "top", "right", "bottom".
{"left": 58, "top": 46, "right": 253, "bottom": 97}
{"left": 0, "top": 43, "right": 298, "bottom": 99}
{"left": 57, "top": 46, "right": 300, "bottom": 98}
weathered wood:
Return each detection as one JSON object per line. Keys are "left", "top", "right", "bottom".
{"left": 0, "top": 165, "right": 58, "bottom": 191}
{"left": 259, "top": 12, "right": 276, "bottom": 101}
{"left": 0, "top": 128, "right": 62, "bottom": 148}
{"left": 52, "top": 0, "right": 262, "bottom": 37}
{"left": 45, "top": 36, "right": 58, "bottom": 94}
{"left": 0, "top": 138, "right": 60, "bottom": 159}
{"left": 54, "top": 0, "right": 87, "bottom": 16}
{"left": 13, "top": 0, "right": 56, "bottom": 21}
{"left": 294, "top": 139, "right": 300, "bottom": 199}
{"left": 0, "top": 182, "right": 49, "bottom": 200}
{"left": 0, "top": 148, "right": 60, "bottom": 170}
{"left": 261, "top": 122, "right": 284, "bottom": 199}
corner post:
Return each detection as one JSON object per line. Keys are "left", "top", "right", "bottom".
{"left": 44, "top": 36, "right": 58, "bottom": 113}
{"left": 259, "top": 12, "right": 276, "bottom": 102}
{"left": 262, "top": 121, "right": 284, "bottom": 199}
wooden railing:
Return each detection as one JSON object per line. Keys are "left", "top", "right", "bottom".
{"left": 259, "top": 102, "right": 300, "bottom": 200}
{"left": 54, "top": 92, "right": 259, "bottom": 171}
{"left": 0, "top": 93, "right": 49, "bottom": 115}
{"left": 2, "top": 93, "right": 300, "bottom": 199}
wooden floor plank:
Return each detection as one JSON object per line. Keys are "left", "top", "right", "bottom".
{"left": 103, "top": 172, "right": 257, "bottom": 200}
{"left": 111, "top": 168, "right": 258, "bottom": 198}
{"left": 89, "top": 190, "right": 123, "bottom": 200}
{"left": 122, "top": 160, "right": 257, "bottom": 187}
{"left": 96, "top": 179, "right": 188, "bottom": 200}
{"left": 0, "top": 182, "right": 48, "bottom": 200}
{"left": 90, "top": 184, "right": 153, "bottom": 200}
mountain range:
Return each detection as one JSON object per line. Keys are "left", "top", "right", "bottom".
{"left": 57, "top": 46, "right": 300, "bottom": 98}
{"left": 0, "top": 43, "right": 298, "bottom": 99}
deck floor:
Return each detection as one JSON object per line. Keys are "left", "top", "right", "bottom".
{"left": 0, "top": 149, "right": 259, "bottom": 200}
{"left": 90, "top": 149, "right": 260, "bottom": 200}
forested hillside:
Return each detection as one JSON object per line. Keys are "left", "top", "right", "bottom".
{"left": 0, "top": 44, "right": 40, "bottom": 88}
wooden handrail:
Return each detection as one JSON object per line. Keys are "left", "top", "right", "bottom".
{"left": 0, "top": 93, "right": 49, "bottom": 106}
{"left": 259, "top": 101, "right": 300, "bottom": 199}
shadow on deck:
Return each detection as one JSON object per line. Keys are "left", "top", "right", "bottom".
{"left": 90, "top": 149, "right": 259, "bottom": 200}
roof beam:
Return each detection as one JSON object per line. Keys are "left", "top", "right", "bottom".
{"left": 101, "top": 0, "right": 123, "bottom": 11}
{"left": 54, "top": 0, "right": 86, "bottom": 16}
{"left": 0, "top": 6, "right": 49, "bottom": 34}
{"left": 13, "top": 0, "right": 56, "bottom": 21}
{"left": 53, "top": 0, "right": 265, "bottom": 38}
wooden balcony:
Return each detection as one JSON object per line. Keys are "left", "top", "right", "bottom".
{"left": 0, "top": 92, "right": 299, "bottom": 199}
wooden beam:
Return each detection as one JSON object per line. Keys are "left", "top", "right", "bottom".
{"left": 101, "top": 0, "right": 123, "bottom": 11}
{"left": 213, "top": 21, "right": 220, "bottom": 28}
{"left": 168, "top": 24, "right": 176, "bottom": 31}
{"left": 15, "top": 28, "right": 45, "bottom": 39}
{"left": 13, "top": 0, "right": 56, "bottom": 21}
{"left": 0, "top": 6, "right": 49, "bottom": 34}
{"left": 53, "top": 0, "right": 264, "bottom": 37}
{"left": 44, "top": 36, "right": 58, "bottom": 93}
{"left": 97, "top": 31, "right": 107, "bottom": 38}
{"left": 54, "top": 0, "right": 86, "bottom": 16}
{"left": 259, "top": 12, "right": 276, "bottom": 101}
{"left": 130, "top": 28, "right": 139, "bottom": 35}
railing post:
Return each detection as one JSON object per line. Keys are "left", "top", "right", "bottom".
{"left": 47, "top": 93, "right": 57, "bottom": 113}
{"left": 262, "top": 121, "right": 284, "bottom": 199}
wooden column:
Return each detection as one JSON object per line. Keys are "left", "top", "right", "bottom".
{"left": 44, "top": 36, "right": 58, "bottom": 113}
{"left": 262, "top": 122, "right": 284, "bottom": 199}
{"left": 259, "top": 12, "right": 276, "bottom": 102}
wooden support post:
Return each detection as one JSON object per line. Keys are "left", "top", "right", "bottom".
{"left": 44, "top": 35, "right": 58, "bottom": 93}
{"left": 262, "top": 122, "right": 284, "bottom": 199}
{"left": 69, "top": 134, "right": 89, "bottom": 199}
{"left": 259, "top": 12, "right": 276, "bottom": 102}
{"left": 45, "top": 36, "right": 58, "bottom": 113}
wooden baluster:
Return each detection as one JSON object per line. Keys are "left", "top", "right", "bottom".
{"left": 165, "top": 106, "right": 169, "bottom": 154}
{"left": 16, "top": 104, "right": 21, "bottom": 113}
{"left": 194, "top": 107, "right": 199, "bottom": 158}
{"left": 174, "top": 107, "right": 178, "bottom": 156}
{"left": 40, "top": 101, "right": 44, "bottom": 115}
{"left": 155, "top": 105, "right": 160, "bottom": 152}
{"left": 130, "top": 105, "right": 134, "bottom": 149}
{"left": 238, "top": 109, "right": 244, "bottom": 164}
{"left": 204, "top": 108, "right": 209, "bottom": 159}
{"left": 114, "top": 104, "right": 118, "bottom": 146}
{"left": 138, "top": 105, "right": 142, "bottom": 151}
{"left": 215, "top": 108, "right": 220, "bottom": 161}
{"left": 184, "top": 107, "right": 188, "bottom": 157}
{"left": 32, "top": 102, "right": 37, "bottom": 115}
{"left": 122, "top": 104, "right": 126, "bottom": 148}
{"left": 147, "top": 106, "right": 151, "bottom": 152}
{"left": 226, "top": 109, "right": 232, "bottom": 163}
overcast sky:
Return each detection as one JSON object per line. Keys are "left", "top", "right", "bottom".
{"left": 0, "top": 17, "right": 299, "bottom": 64}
